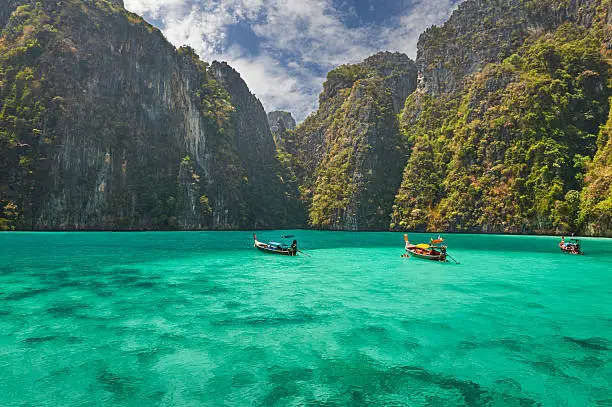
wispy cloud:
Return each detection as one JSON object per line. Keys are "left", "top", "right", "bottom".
{"left": 123, "top": 0, "right": 462, "bottom": 122}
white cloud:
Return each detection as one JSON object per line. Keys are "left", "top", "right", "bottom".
{"left": 380, "top": 0, "right": 461, "bottom": 58}
{"left": 221, "top": 45, "right": 325, "bottom": 122}
{"left": 123, "top": 0, "right": 462, "bottom": 122}
{"left": 250, "top": 0, "right": 377, "bottom": 67}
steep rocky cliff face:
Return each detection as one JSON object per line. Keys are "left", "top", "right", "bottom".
{"left": 268, "top": 111, "right": 296, "bottom": 138}
{"left": 0, "top": 1, "right": 25, "bottom": 28}
{"left": 265, "top": 111, "right": 307, "bottom": 226}
{"left": 417, "top": 0, "right": 605, "bottom": 95}
{"left": 292, "top": 52, "right": 418, "bottom": 230}
{"left": 581, "top": 105, "right": 612, "bottom": 235}
{"left": 393, "top": 0, "right": 612, "bottom": 234}
{"left": 579, "top": 4, "right": 612, "bottom": 236}
{"left": 210, "top": 62, "right": 297, "bottom": 227}
{"left": 0, "top": 0, "right": 290, "bottom": 230}
{"left": 268, "top": 111, "right": 299, "bottom": 191}
{"left": 2, "top": 0, "right": 611, "bottom": 234}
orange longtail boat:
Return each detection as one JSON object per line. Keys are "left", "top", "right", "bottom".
{"left": 403, "top": 234, "right": 447, "bottom": 262}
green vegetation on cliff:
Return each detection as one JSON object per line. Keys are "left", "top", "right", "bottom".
{"left": 278, "top": 1, "right": 611, "bottom": 234}
{"left": 581, "top": 102, "right": 612, "bottom": 234}
{"left": 0, "top": 0, "right": 291, "bottom": 230}
{"left": 309, "top": 76, "right": 407, "bottom": 229}
{"left": 0, "top": 2, "right": 56, "bottom": 229}
{"left": 2, "top": 0, "right": 612, "bottom": 234}
{"left": 289, "top": 52, "right": 417, "bottom": 230}
{"left": 393, "top": 22, "right": 611, "bottom": 234}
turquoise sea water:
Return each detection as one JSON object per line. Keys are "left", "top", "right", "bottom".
{"left": 0, "top": 231, "right": 610, "bottom": 406}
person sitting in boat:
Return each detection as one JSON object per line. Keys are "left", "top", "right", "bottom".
{"left": 290, "top": 240, "right": 298, "bottom": 256}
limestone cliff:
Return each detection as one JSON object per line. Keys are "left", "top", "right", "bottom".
{"left": 0, "top": 0, "right": 289, "bottom": 230}
{"left": 581, "top": 104, "right": 612, "bottom": 236}
{"left": 417, "top": 0, "right": 606, "bottom": 95}
{"left": 579, "top": 4, "right": 612, "bottom": 236}
{"left": 393, "top": 0, "right": 612, "bottom": 234}
{"left": 268, "top": 111, "right": 296, "bottom": 139}
{"left": 3, "top": 0, "right": 612, "bottom": 235}
{"left": 265, "top": 110, "right": 307, "bottom": 226}
{"left": 210, "top": 62, "right": 296, "bottom": 227}
{"left": 292, "top": 52, "right": 418, "bottom": 230}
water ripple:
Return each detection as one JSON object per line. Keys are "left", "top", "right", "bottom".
{"left": 0, "top": 231, "right": 610, "bottom": 406}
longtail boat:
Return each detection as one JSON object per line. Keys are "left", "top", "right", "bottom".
{"left": 402, "top": 234, "right": 447, "bottom": 262}
{"left": 559, "top": 236, "right": 583, "bottom": 255}
{"left": 253, "top": 234, "right": 298, "bottom": 256}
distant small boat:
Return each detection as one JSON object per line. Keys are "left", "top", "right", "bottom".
{"left": 253, "top": 234, "right": 298, "bottom": 256}
{"left": 403, "top": 234, "right": 447, "bottom": 262}
{"left": 559, "top": 236, "right": 583, "bottom": 255}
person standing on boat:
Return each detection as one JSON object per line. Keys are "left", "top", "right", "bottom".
{"left": 290, "top": 240, "right": 298, "bottom": 256}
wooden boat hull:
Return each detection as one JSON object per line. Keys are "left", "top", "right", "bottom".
{"left": 406, "top": 248, "right": 446, "bottom": 262}
{"left": 254, "top": 236, "right": 296, "bottom": 256}
{"left": 559, "top": 245, "right": 583, "bottom": 255}
{"left": 255, "top": 243, "right": 293, "bottom": 255}
{"left": 403, "top": 235, "right": 448, "bottom": 262}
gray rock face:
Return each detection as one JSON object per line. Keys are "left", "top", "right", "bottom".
{"left": 0, "top": 0, "right": 289, "bottom": 230}
{"left": 33, "top": 34, "right": 239, "bottom": 229}
{"left": 210, "top": 61, "right": 292, "bottom": 228}
{"left": 393, "top": 0, "right": 612, "bottom": 235}
{"left": 267, "top": 111, "right": 296, "bottom": 136}
{"left": 292, "top": 51, "right": 418, "bottom": 230}
{"left": 301, "top": 52, "right": 418, "bottom": 177}
{"left": 82, "top": 0, "right": 124, "bottom": 7}
{"left": 362, "top": 52, "right": 418, "bottom": 114}
{"left": 211, "top": 61, "right": 278, "bottom": 165}
{"left": 416, "top": 0, "right": 604, "bottom": 95}
{"left": 1, "top": 0, "right": 30, "bottom": 27}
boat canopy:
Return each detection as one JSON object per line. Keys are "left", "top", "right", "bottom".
{"left": 268, "top": 241, "right": 288, "bottom": 248}
{"left": 415, "top": 243, "right": 431, "bottom": 249}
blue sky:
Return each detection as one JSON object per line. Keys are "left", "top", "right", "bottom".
{"left": 123, "top": 0, "right": 463, "bottom": 122}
